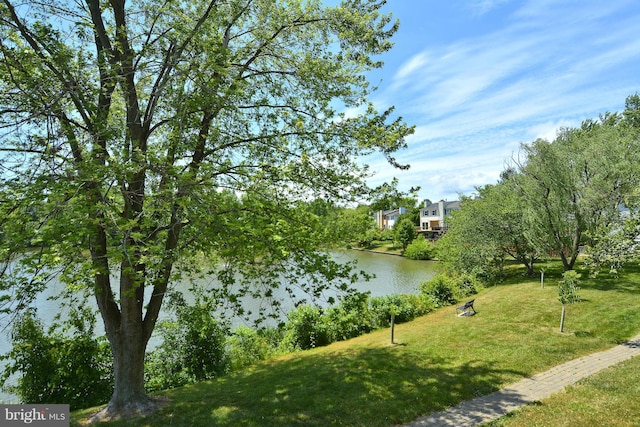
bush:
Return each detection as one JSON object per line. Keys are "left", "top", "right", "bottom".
{"left": 420, "top": 275, "right": 456, "bottom": 307}
{"left": 228, "top": 325, "right": 282, "bottom": 370}
{"left": 451, "top": 273, "right": 481, "bottom": 298}
{"left": 379, "top": 228, "right": 394, "bottom": 242}
{"left": 404, "top": 235, "right": 435, "bottom": 260}
{"left": 369, "top": 294, "right": 433, "bottom": 327}
{"left": 281, "top": 305, "right": 331, "bottom": 350}
{"left": 146, "top": 300, "right": 230, "bottom": 392}
{"left": 145, "top": 345, "right": 193, "bottom": 393}
{"left": 1, "top": 309, "right": 113, "bottom": 410}
{"left": 325, "top": 292, "right": 373, "bottom": 341}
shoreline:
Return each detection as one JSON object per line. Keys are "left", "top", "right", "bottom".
{"left": 348, "top": 246, "right": 405, "bottom": 257}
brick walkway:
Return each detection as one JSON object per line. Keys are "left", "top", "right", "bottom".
{"left": 401, "top": 334, "right": 640, "bottom": 427}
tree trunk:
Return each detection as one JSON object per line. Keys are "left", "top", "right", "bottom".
{"left": 560, "top": 304, "right": 566, "bottom": 333}
{"left": 90, "top": 239, "right": 164, "bottom": 421}
{"left": 105, "top": 331, "right": 150, "bottom": 412}
{"left": 525, "top": 260, "right": 534, "bottom": 276}
{"left": 91, "top": 303, "right": 162, "bottom": 421}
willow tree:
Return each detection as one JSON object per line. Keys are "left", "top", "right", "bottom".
{"left": 515, "top": 106, "right": 639, "bottom": 271}
{"left": 587, "top": 95, "right": 640, "bottom": 273}
{"left": 0, "top": 0, "right": 412, "bottom": 418}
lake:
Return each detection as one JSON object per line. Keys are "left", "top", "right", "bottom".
{"left": 0, "top": 250, "right": 438, "bottom": 402}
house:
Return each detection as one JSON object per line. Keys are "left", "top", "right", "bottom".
{"left": 374, "top": 207, "right": 407, "bottom": 230}
{"left": 419, "top": 199, "right": 460, "bottom": 236}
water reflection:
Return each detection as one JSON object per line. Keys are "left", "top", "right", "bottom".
{"left": 336, "top": 249, "right": 438, "bottom": 296}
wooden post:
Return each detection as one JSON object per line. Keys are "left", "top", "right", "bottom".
{"left": 541, "top": 270, "right": 545, "bottom": 289}
{"left": 560, "top": 304, "right": 566, "bottom": 332}
{"left": 390, "top": 313, "right": 395, "bottom": 344}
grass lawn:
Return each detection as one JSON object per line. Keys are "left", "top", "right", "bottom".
{"left": 484, "top": 354, "right": 640, "bottom": 427}
{"left": 73, "top": 261, "right": 640, "bottom": 426}
{"left": 358, "top": 240, "right": 403, "bottom": 255}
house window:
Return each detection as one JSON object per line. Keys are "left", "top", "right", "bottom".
{"left": 431, "top": 210, "right": 437, "bottom": 215}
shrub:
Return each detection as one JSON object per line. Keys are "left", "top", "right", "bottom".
{"left": 146, "top": 300, "right": 230, "bottom": 392}
{"left": 145, "top": 344, "right": 193, "bottom": 393}
{"left": 180, "top": 305, "right": 230, "bottom": 380}
{"left": 228, "top": 325, "right": 281, "bottom": 370}
{"left": 1, "top": 309, "right": 113, "bottom": 410}
{"left": 379, "top": 228, "right": 394, "bottom": 241}
{"left": 420, "top": 274, "right": 456, "bottom": 307}
{"left": 281, "top": 305, "right": 331, "bottom": 350}
{"left": 325, "top": 292, "right": 373, "bottom": 341}
{"left": 404, "top": 235, "right": 435, "bottom": 260}
{"left": 451, "top": 273, "right": 481, "bottom": 298}
{"left": 369, "top": 294, "right": 433, "bottom": 327}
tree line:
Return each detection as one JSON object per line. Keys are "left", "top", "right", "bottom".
{"left": 439, "top": 94, "right": 640, "bottom": 278}
{"left": 337, "top": 94, "right": 640, "bottom": 280}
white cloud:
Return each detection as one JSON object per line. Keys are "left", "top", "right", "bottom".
{"left": 394, "top": 52, "right": 428, "bottom": 81}
{"left": 361, "top": 0, "right": 640, "bottom": 201}
{"left": 527, "top": 120, "right": 575, "bottom": 142}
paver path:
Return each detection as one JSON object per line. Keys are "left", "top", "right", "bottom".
{"left": 401, "top": 333, "right": 640, "bottom": 427}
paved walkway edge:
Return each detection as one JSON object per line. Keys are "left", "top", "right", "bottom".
{"left": 401, "top": 334, "right": 640, "bottom": 426}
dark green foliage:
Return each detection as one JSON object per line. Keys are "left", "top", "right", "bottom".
{"left": 180, "top": 307, "right": 230, "bottom": 381}
{"left": 394, "top": 217, "right": 417, "bottom": 251}
{"left": 0, "top": 310, "right": 113, "bottom": 410}
{"left": 282, "top": 305, "right": 331, "bottom": 350}
{"left": 369, "top": 294, "right": 433, "bottom": 327}
{"left": 145, "top": 347, "right": 193, "bottom": 393}
{"left": 420, "top": 273, "right": 484, "bottom": 308}
{"left": 452, "top": 273, "right": 482, "bottom": 299}
{"left": 227, "top": 326, "right": 283, "bottom": 371}
{"left": 404, "top": 235, "right": 435, "bottom": 260}
{"left": 280, "top": 291, "right": 438, "bottom": 351}
{"left": 325, "top": 292, "right": 373, "bottom": 341}
{"left": 145, "top": 299, "right": 230, "bottom": 392}
{"left": 420, "top": 275, "right": 456, "bottom": 307}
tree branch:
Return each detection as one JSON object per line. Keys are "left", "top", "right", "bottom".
{"left": 2, "top": 0, "right": 93, "bottom": 129}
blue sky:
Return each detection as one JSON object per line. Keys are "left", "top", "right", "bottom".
{"left": 358, "top": 0, "right": 640, "bottom": 202}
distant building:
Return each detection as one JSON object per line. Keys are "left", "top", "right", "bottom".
{"left": 419, "top": 199, "right": 460, "bottom": 237}
{"left": 374, "top": 207, "right": 407, "bottom": 230}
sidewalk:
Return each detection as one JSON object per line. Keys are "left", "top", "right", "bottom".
{"left": 401, "top": 333, "right": 640, "bottom": 427}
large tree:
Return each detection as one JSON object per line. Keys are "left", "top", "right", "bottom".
{"left": 587, "top": 94, "right": 640, "bottom": 272}
{"left": 515, "top": 106, "right": 639, "bottom": 271}
{"left": 438, "top": 175, "right": 538, "bottom": 278}
{"left": 0, "top": 0, "right": 412, "bottom": 418}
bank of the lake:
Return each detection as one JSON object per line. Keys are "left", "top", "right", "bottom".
{"left": 0, "top": 250, "right": 438, "bottom": 403}
{"left": 72, "top": 260, "right": 640, "bottom": 426}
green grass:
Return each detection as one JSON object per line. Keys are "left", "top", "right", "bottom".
{"left": 72, "top": 261, "right": 640, "bottom": 426}
{"left": 360, "top": 240, "right": 403, "bottom": 255}
{"left": 484, "top": 354, "right": 640, "bottom": 427}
